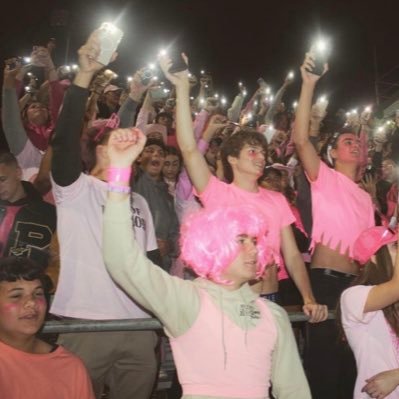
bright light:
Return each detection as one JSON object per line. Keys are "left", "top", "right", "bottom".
{"left": 287, "top": 71, "right": 294, "bottom": 80}
{"left": 127, "top": 76, "right": 133, "bottom": 82}
{"left": 159, "top": 49, "right": 167, "bottom": 56}
{"left": 152, "top": 76, "right": 158, "bottom": 81}
{"left": 243, "top": 90, "right": 247, "bottom": 96}
{"left": 72, "top": 64, "right": 78, "bottom": 70}
{"left": 27, "top": 72, "right": 32, "bottom": 77}
{"left": 160, "top": 81, "right": 165, "bottom": 86}
{"left": 269, "top": 95, "right": 274, "bottom": 102}
{"left": 377, "top": 126, "right": 385, "bottom": 133}
{"left": 190, "top": 96, "right": 194, "bottom": 100}
{"left": 221, "top": 97, "right": 227, "bottom": 105}
{"left": 205, "top": 85, "right": 209, "bottom": 89}
{"left": 102, "top": 22, "right": 117, "bottom": 33}
{"left": 23, "top": 56, "right": 31, "bottom": 63}
{"left": 365, "top": 106, "right": 372, "bottom": 113}
{"left": 163, "top": 88, "right": 170, "bottom": 94}
{"left": 65, "top": 65, "right": 71, "bottom": 72}
{"left": 318, "top": 95, "right": 327, "bottom": 103}
{"left": 351, "top": 108, "right": 358, "bottom": 114}
{"left": 346, "top": 112, "right": 350, "bottom": 117}
{"left": 24, "top": 86, "right": 30, "bottom": 91}
{"left": 293, "top": 101, "right": 298, "bottom": 109}
{"left": 188, "top": 73, "right": 192, "bottom": 78}
{"left": 238, "top": 81, "right": 243, "bottom": 87}
{"left": 247, "top": 113, "right": 253, "bottom": 119}
{"left": 254, "top": 101, "right": 258, "bottom": 106}
{"left": 214, "top": 93, "right": 219, "bottom": 99}
{"left": 266, "top": 87, "right": 271, "bottom": 95}
{"left": 200, "top": 70, "right": 205, "bottom": 75}
{"left": 148, "top": 63, "right": 155, "bottom": 70}
{"left": 314, "top": 38, "right": 328, "bottom": 54}
{"left": 113, "top": 73, "right": 118, "bottom": 79}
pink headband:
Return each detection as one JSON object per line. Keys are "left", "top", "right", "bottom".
{"left": 353, "top": 226, "right": 397, "bottom": 265}
{"left": 92, "top": 113, "right": 120, "bottom": 143}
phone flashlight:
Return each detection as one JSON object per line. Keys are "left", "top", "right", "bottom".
{"left": 201, "top": 70, "right": 205, "bottom": 75}
{"left": 127, "top": 76, "right": 133, "bottom": 82}
{"left": 159, "top": 49, "right": 167, "bottom": 56}
{"left": 72, "top": 64, "right": 79, "bottom": 70}
{"left": 238, "top": 81, "right": 243, "bottom": 87}
{"left": 287, "top": 71, "right": 294, "bottom": 80}
{"left": 221, "top": 97, "right": 227, "bottom": 105}
{"left": 318, "top": 95, "right": 327, "bottom": 103}
{"left": 364, "top": 106, "right": 372, "bottom": 113}
{"left": 308, "top": 37, "right": 330, "bottom": 76}
{"left": 293, "top": 101, "right": 298, "bottom": 109}
{"left": 351, "top": 109, "right": 358, "bottom": 115}
{"left": 214, "top": 93, "right": 219, "bottom": 99}
{"left": 23, "top": 56, "right": 31, "bottom": 64}
{"left": 265, "top": 87, "right": 271, "bottom": 95}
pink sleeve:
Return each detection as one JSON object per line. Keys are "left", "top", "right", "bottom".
{"left": 193, "top": 110, "right": 209, "bottom": 142}
{"left": 308, "top": 161, "right": 333, "bottom": 187}
{"left": 135, "top": 108, "right": 151, "bottom": 131}
{"left": 49, "top": 80, "right": 65, "bottom": 124}
{"left": 340, "top": 285, "right": 377, "bottom": 326}
{"left": 275, "top": 192, "right": 296, "bottom": 227}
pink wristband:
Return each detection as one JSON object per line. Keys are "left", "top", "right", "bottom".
{"left": 107, "top": 167, "right": 132, "bottom": 184}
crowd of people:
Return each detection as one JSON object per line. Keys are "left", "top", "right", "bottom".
{"left": 1, "top": 24, "right": 399, "bottom": 399}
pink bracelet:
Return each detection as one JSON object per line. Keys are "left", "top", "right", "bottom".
{"left": 107, "top": 167, "right": 132, "bottom": 184}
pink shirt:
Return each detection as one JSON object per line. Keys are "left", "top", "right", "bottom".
{"left": 198, "top": 176, "right": 295, "bottom": 265}
{"left": 0, "top": 341, "right": 94, "bottom": 399}
{"left": 170, "top": 288, "right": 277, "bottom": 398}
{"left": 341, "top": 285, "right": 399, "bottom": 398}
{"left": 309, "top": 162, "right": 374, "bottom": 258}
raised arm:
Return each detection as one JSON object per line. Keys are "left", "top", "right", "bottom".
{"left": 103, "top": 128, "right": 199, "bottom": 337}
{"left": 51, "top": 30, "right": 105, "bottom": 186}
{"left": 159, "top": 54, "right": 211, "bottom": 193}
{"left": 2, "top": 64, "right": 29, "bottom": 155}
{"left": 293, "top": 54, "right": 327, "bottom": 181}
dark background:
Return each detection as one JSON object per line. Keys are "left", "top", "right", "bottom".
{"left": 1, "top": 0, "right": 399, "bottom": 128}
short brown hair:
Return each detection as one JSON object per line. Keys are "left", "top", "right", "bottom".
{"left": 220, "top": 129, "right": 268, "bottom": 183}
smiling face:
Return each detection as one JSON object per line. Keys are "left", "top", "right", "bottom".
{"left": 229, "top": 144, "right": 266, "bottom": 179}
{"left": 220, "top": 234, "right": 259, "bottom": 287}
{"left": 0, "top": 279, "right": 46, "bottom": 342}
{"left": 140, "top": 144, "right": 166, "bottom": 179}
{"left": 330, "top": 133, "right": 360, "bottom": 165}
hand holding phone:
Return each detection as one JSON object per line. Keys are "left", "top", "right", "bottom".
{"left": 96, "top": 22, "right": 123, "bottom": 65}
{"left": 307, "top": 39, "right": 330, "bottom": 76}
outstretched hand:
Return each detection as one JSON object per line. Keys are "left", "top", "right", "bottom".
{"left": 107, "top": 128, "right": 147, "bottom": 168}
{"left": 158, "top": 53, "right": 189, "bottom": 88}
{"left": 78, "top": 30, "right": 116, "bottom": 74}
{"left": 300, "top": 53, "right": 328, "bottom": 86}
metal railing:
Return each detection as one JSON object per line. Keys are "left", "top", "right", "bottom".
{"left": 42, "top": 312, "right": 336, "bottom": 334}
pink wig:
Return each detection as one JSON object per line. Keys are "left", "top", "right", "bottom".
{"left": 180, "top": 205, "right": 275, "bottom": 284}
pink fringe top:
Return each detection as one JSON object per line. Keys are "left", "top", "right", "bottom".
{"left": 309, "top": 162, "right": 374, "bottom": 258}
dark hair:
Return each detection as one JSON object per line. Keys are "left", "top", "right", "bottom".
{"left": 0, "top": 151, "right": 19, "bottom": 168}
{"left": 220, "top": 129, "right": 268, "bottom": 183}
{"left": 336, "top": 245, "right": 399, "bottom": 339}
{"left": 155, "top": 112, "right": 174, "bottom": 123}
{"left": 165, "top": 145, "right": 183, "bottom": 166}
{"left": 144, "top": 138, "right": 167, "bottom": 152}
{"left": 0, "top": 257, "right": 46, "bottom": 285}
{"left": 321, "top": 128, "right": 357, "bottom": 166}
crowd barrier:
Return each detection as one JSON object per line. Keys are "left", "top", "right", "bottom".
{"left": 42, "top": 311, "right": 336, "bottom": 334}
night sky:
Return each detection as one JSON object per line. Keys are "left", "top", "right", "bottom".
{"left": 1, "top": 0, "right": 399, "bottom": 116}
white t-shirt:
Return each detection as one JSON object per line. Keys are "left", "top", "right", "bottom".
{"left": 341, "top": 285, "right": 399, "bottom": 398}
{"left": 50, "top": 173, "right": 157, "bottom": 319}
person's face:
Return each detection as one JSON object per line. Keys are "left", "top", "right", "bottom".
{"left": 221, "top": 234, "right": 258, "bottom": 286}
{"left": 0, "top": 279, "right": 46, "bottom": 342}
{"left": 163, "top": 154, "right": 180, "bottom": 181}
{"left": 331, "top": 133, "right": 360, "bottom": 164}
{"left": 0, "top": 163, "right": 23, "bottom": 202}
{"left": 229, "top": 144, "right": 266, "bottom": 179}
{"left": 26, "top": 102, "right": 48, "bottom": 126}
{"left": 147, "top": 131, "right": 164, "bottom": 142}
{"left": 158, "top": 115, "right": 172, "bottom": 128}
{"left": 105, "top": 90, "right": 121, "bottom": 107}
{"left": 140, "top": 145, "right": 166, "bottom": 179}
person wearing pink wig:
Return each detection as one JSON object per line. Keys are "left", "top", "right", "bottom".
{"left": 102, "top": 128, "right": 311, "bottom": 399}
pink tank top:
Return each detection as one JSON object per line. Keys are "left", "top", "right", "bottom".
{"left": 170, "top": 288, "right": 277, "bottom": 398}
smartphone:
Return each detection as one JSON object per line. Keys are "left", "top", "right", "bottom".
{"left": 169, "top": 52, "right": 187, "bottom": 74}
{"left": 308, "top": 41, "right": 329, "bottom": 76}
{"left": 140, "top": 67, "right": 154, "bottom": 86}
{"left": 97, "top": 22, "right": 124, "bottom": 65}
